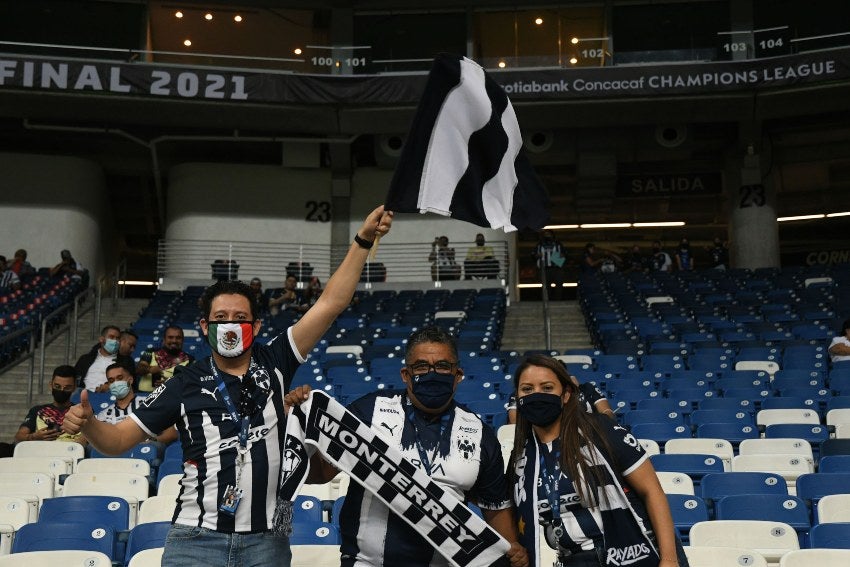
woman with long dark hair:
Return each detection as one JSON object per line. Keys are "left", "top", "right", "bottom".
{"left": 510, "top": 355, "right": 687, "bottom": 567}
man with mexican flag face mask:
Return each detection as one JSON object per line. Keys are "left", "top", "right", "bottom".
{"left": 63, "top": 205, "right": 394, "bottom": 567}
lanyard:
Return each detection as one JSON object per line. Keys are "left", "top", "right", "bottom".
{"left": 209, "top": 357, "right": 255, "bottom": 449}
{"left": 539, "top": 442, "right": 566, "bottom": 537}
{"left": 407, "top": 409, "right": 451, "bottom": 476}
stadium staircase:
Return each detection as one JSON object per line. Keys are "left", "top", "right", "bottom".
{"left": 500, "top": 300, "right": 593, "bottom": 353}
{"left": 0, "top": 298, "right": 148, "bottom": 442}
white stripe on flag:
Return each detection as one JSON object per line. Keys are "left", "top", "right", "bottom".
{"left": 481, "top": 101, "right": 522, "bottom": 231}
{"left": 418, "top": 58, "right": 491, "bottom": 215}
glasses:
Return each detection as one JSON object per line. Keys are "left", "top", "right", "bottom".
{"left": 406, "top": 361, "right": 457, "bottom": 376}
{"left": 52, "top": 384, "right": 76, "bottom": 392}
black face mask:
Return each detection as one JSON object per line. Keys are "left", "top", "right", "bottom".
{"left": 52, "top": 389, "right": 72, "bottom": 404}
{"left": 517, "top": 392, "right": 563, "bottom": 426}
{"left": 165, "top": 347, "right": 182, "bottom": 356}
{"left": 411, "top": 372, "right": 456, "bottom": 410}
{"left": 476, "top": 240, "right": 485, "bottom": 246}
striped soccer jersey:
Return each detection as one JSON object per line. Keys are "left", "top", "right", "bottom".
{"left": 130, "top": 327, "right": 304, "bottom": 533}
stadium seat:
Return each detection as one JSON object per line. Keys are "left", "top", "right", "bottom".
{"left": 0, "top": 496, "right": 30, "bottom": 555}
{"left": 826, "top": 408, "right": 850, "bottom": 427}
{"left": 290, "top": 522, "right": 341, "bottom": 545}
{"left": 779, "top": 549, "right": 850, "bottom": 567}
{"left": 683, "top": 545, "right": 767, "bottom": 567}
{"left": 731, "top": 455, "right": 812, "bottom": 492}
{"left": 650, "top": 454, "right": 724, "bottom": 483}
{"left": 664, "top": 438, "right": 734, "bottom": 469}
{"left": 291, "top": 544, "right": 342, "bottom": 567}
{"left": 796, "top": 473, "right": 850, "bottom": 515}
{"left": 820, "top": 439, "right": 850, "bottom": 458}
{"left": 0, "top": 550, "right": 113, "bottom": 566}
{"left": 63, "top": 472, "right": 149, "bottom": 526}
{"left": 739, "top": 438, "right": 814, "bottom": 466}
{"left": 688, "top": 520, "right": 799, "bottom": 564}
{"left": 638, "top": 439, "right": 660, "bottom": 456}
{"left": 622, "top": 409, "right": 686, "bottom": 427}
{"left": 138, "top": 495, "right": 177, "bottom": 524}
{"left": 125, "top": 521, "right": 170, "bottom": 564}
{"left": 157, "top": 474, "right": 182, "bottom": 497}
{"left": 76, "top": 457, "right": 151, "bottom": 477}
{"left": 701, "top": 472, "right": 788, "bottom": 503}
{"left": 818, "top": 494, "right": 850, "bottom": 524}
{"left": 11, "top": 521, "right": 116, "bottom": 559}
{"left": 756, "top": 409, "right": 820, "bottom": 427}
{"left": 696, "top": 422, "right": 759, "bottom": 445}
{"left": 0, "top": 471, "right": 55, "bottom": 519}
{"left": 656, "top": 471, "right": 695, "bottom": 495}
{"left": 127, "top": 547, "right": 165, "bottom": 567}
{"left": 629, "top": 422, "right": 691, "bottom": 445}
{"left": 714, "top": 494, "right": 810, "bottom": 538}
{"left": 12, "top": 441, "right": 84, "bottom": 470}
{"left": 819, "top": 455, "right": 850, "bottom": 473}
{"left": 808, "top": 523, "right": 850, "bottom": 549}
{"left": 666, "top": 494, "right": 709, "bottom": 543}
{"left": 294, "top": 495, "right": 325, "bottom": 523}
{"left": 0, "top": 456, "right": 72, "bottom": 477}
{"left": 39, "top": 495, "right": 130, "bottom": 531}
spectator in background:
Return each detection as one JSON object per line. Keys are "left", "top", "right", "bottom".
{"left": 301, "top": 276, "right": 323, "bottom": 309}
{"left": 464, "top": 233, "right": 499, "bottom": 279}
{"left": 534, "top": 230, "right": 566, "bottom": 300}
{"left": 650, "top": 240, "right": 672, "bottom": 273}
{"left": 625, "top": 245, "right": 646, "bottom": 273}
{"left": 14, "top": 365, "right": 85, "bottom": 445}
{"left": 249, "top": 277, "right": 269, "bottom": 315}
{"left": 76, "top": 325, "right": 124, "bottom": 392}
{"left": 829, "top": 319, "right": 850, "bottom": 363}
{"left": 0, "top": 255, "right": 21, "bottom": 290}
{"left": 136, "top": 325, "right": 195, "bottom": 392}
{"left": 96, "top": 363, "right": 177, "bottom": 443}
{"left": 675, "top": 238, "right": 694, "bottom": 271}
{"left": 10, "top": 249, "right": 34, "bottom": 276}
{"left": 269, "top": 274, "right": 305, "bottom": 315}
{"left": 50, "top": 249, "right": 86, "bottom": 281}
{"left": 429, "top": 235, "right": 461, "bottom": 281}
{"left": 708, "top": 237, "right": 729, "bottom": 270}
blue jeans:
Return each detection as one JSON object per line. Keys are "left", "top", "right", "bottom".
{"left": 162, "top": 524, "right": 292, "bottom": 567}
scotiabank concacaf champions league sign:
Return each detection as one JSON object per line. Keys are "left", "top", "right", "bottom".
{"left": 1, "top": 47, "right": 849, "bottom": 104}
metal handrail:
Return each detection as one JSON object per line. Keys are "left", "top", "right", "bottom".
{"left": 0, "top": 325, "right": 37, "bottom": 404}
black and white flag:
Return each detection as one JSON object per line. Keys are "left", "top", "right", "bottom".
{"left": 278, "top": 391, "right": 510, "bottom": 567}
{"left": 385, "top": 53, "right": 550, "bottom": 232}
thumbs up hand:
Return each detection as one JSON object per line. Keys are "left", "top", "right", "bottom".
{"left": 62, "top": 389, "right": 94, "bottom": 435}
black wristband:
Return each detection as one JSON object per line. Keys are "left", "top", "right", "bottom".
{"left": 354, "top": 233, "right": 374, "bottom": 249}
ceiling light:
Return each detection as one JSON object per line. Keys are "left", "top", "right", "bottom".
{"left": 777, "top": 214, "right": 825, "bottom": 222}
{"left": 633, "top": 221, "right": 686, "bottom": 227}
{"left": 543, "top": 224, "right": 579, "bottom": 229}
{"left": 183, "top": 39, "right": 192, "bottom": 47}
{"left": 294, "top": 48, "right": 302, "bottom": 55}
{"left": 535, "top": 18, "right": 543, "bottom": 25}
{"left": 580, "top": 223, "right": 632, "bottom": 229}
{"left": 571, "top": 37, "right": 579, "bottom": 44}
{"left": 175, "top": 11, "right": 183, "bottom": 18}
{"left": 517, "top": 283, "right": 578, "bottom": 289}
{"left": 498, "top": 61, "right": 506, "bottom": 68}
{"left": 826, "top": 211, "right": 850, "bottom": 217}
{"left": 205, "top": 13, "right": 213, "bottom": 21}
{"left": 234, "top": 15, "right": 243, "bottom": 22}
{"left": 569, "top": 57, "right": 578, "bottom": 65}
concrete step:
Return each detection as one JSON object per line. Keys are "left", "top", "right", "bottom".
{"left": 501, "top": 300, "right": 593, "bottom": 353}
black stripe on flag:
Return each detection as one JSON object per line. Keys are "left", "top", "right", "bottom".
{"left": 385, "top": 53, "right": 550, "bottom": 232}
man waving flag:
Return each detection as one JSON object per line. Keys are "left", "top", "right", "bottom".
{"left": 385, "top": 53, "right": 550, "bottom": 232}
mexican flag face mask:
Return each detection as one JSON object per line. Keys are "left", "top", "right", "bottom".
{"left": 206, "top": 321, "right": 255, "bottom": 358}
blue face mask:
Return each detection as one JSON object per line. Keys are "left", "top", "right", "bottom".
{"left": 109, "top": 380, "right": 131, "bottom": 399}
{"left": 411, "top": 372, "right": 456, "bottom": 410}
{"left": 104, "top": 338, "right": 119, "bottom": 354}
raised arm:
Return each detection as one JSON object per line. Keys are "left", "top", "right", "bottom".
{"left": 291, "top": 205, "right": 393, "bottom": 358}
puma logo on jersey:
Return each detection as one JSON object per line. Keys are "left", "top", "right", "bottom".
{"left": 201, "top": 387, "right": 218, "bottom": 400}
{"left": 380, "top": 422, "right": 398, "bottom": 435}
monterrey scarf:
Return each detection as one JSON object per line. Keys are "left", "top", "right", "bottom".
{"left": 514, "top": 433, "right": 658, "bottom": 567}
{"left": 275, "top": 390, "right": 510, "bottom": 567}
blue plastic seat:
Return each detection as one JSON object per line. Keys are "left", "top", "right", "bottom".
{"left": 772, "top": 370, "right": 825, "bottom": 390}
{"left": 622, "top": 409, "right": 686, "bottom": 427}
{"left": 294, "top": 495, "right": 325, "bottom": 523}
{"left": 808, "top": 523, "right": 850, "bottom": 549}
{"left": 764, "top": 424, "right": 829, "bottom": 449}
{"left": 666, "top": 494, "right": 709, "bottom": 544}
{"left": 796, "top": 473, "right": 850, "bottom": 517}
{"left": 696, "top": 422, "right": 759, "bottom": 445}
{"left": 701, "top": 472, "right": 788, "bottom": 504}
{"left": 12, "top": 521, "right": 117, "bottom": 559}
{"left": 690, "top": 409, "right": 755, "bottom": 429}
{"left": 125, "top": 521, "right": 171, "bottom": 564}
{"left": 156, "top": 458, "right": 183, "bottom": 487}
{"left": 39, "top": 496, "right": 130, "bottom": 531}
{"left": 714, "top": 494, "right": 810, "bottom": 542}
{"left": 697, "top": 397, "right": 757, "bottom": 413}
{"left": 818, "top": 455, "right": 850, "bottom": 473}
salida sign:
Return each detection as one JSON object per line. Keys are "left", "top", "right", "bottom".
{"left": 616, "top": 172, "right": 722, "bottom": 197}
